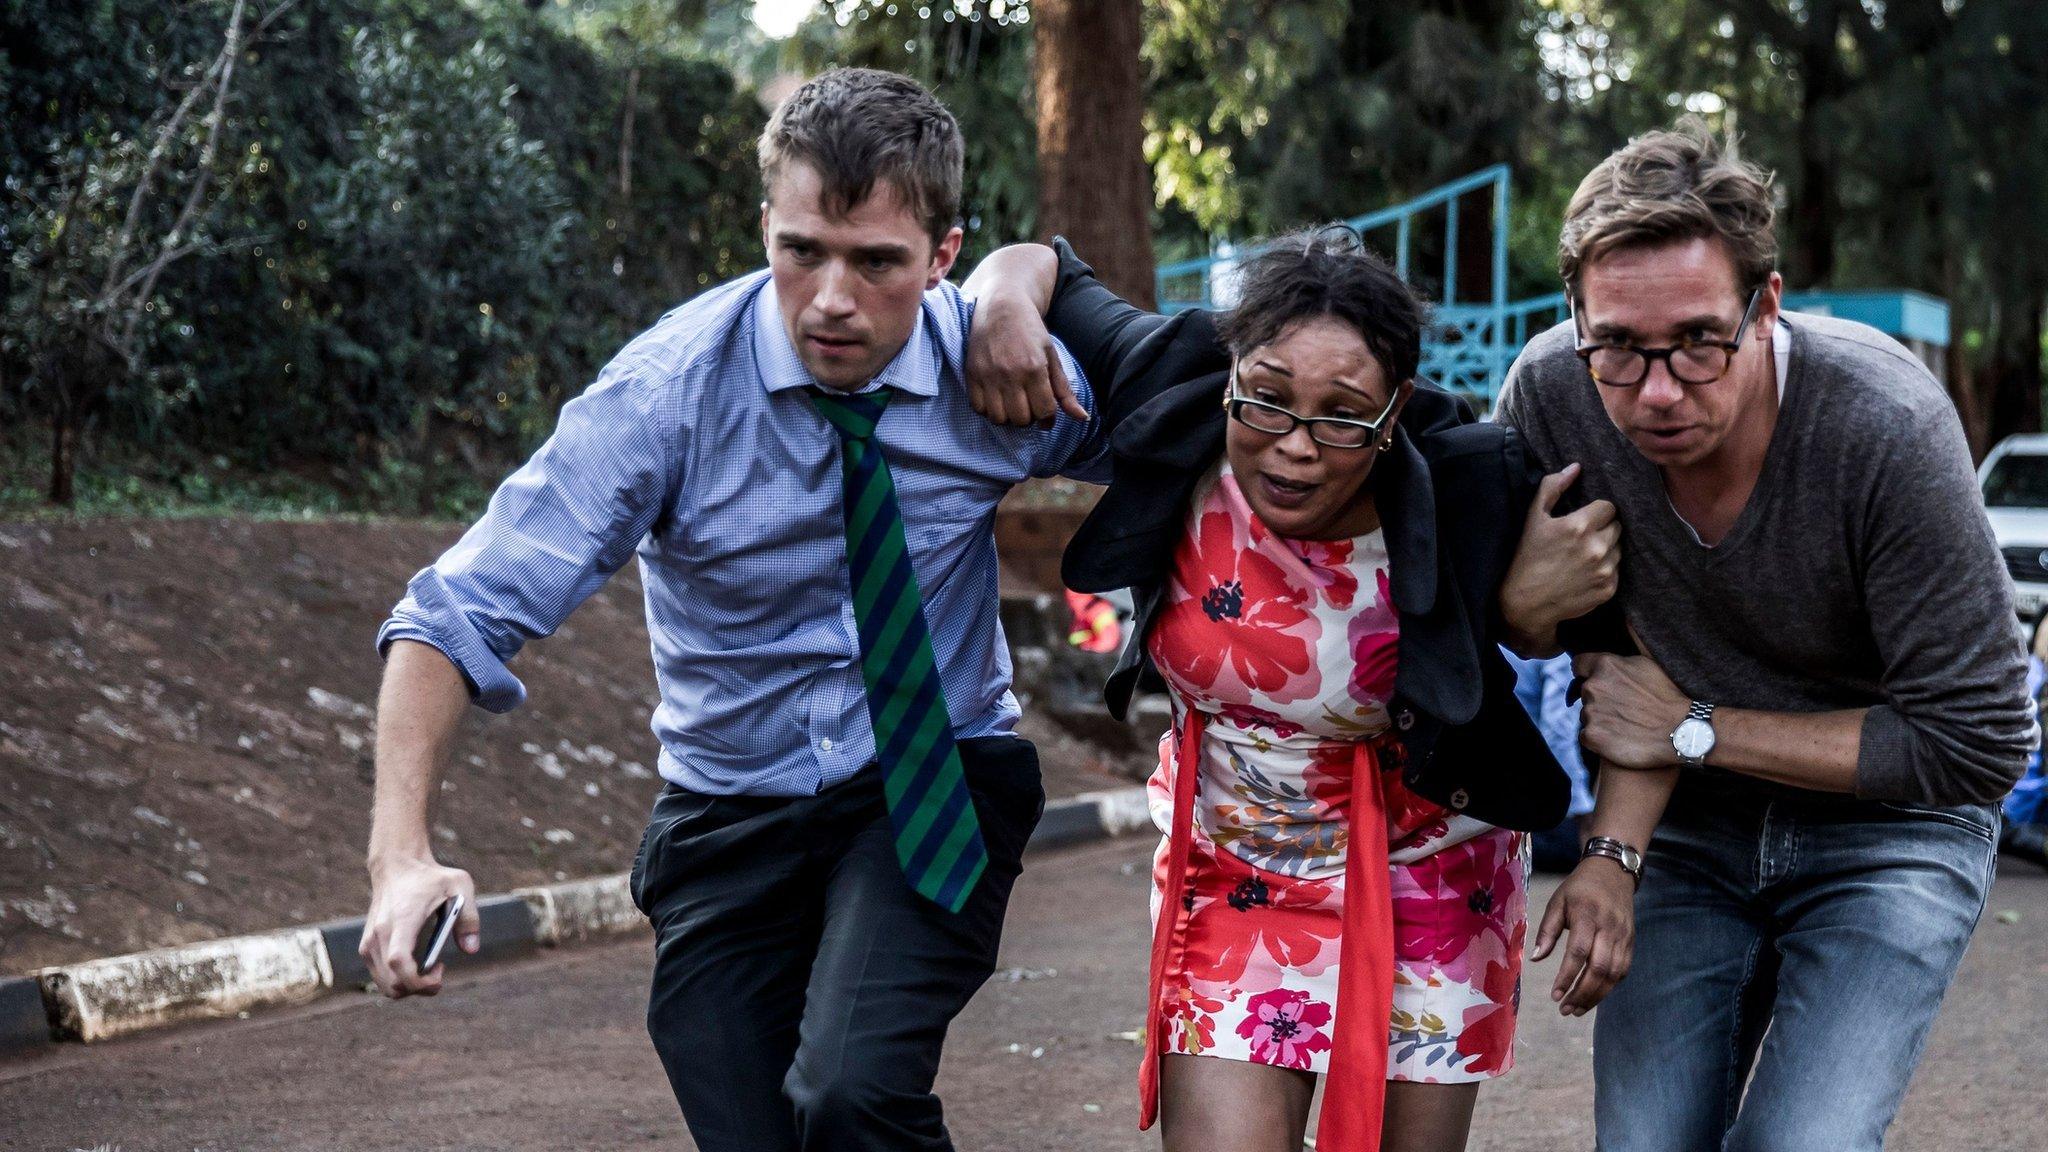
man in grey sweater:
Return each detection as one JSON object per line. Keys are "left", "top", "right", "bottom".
{"left": 1495, "top": 123, "right": 2033, "bottom": 1151}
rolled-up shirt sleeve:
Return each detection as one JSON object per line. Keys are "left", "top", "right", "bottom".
{"left": 378, "top": 356, "right": 681, "bottom": 712}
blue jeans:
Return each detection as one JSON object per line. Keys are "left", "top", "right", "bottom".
{"left": 1593, "top": 775, "right": 1999, "bottom": 1152}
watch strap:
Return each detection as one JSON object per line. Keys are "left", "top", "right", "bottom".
{"left": 1582, "top": 836, "right": 1643, "bottom": 890}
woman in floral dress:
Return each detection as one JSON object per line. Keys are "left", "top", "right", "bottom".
{"left": 964, "top": 229, "right": 1641, "bottom": 1151}
{"left": 1143, "top": 449, "right": 1529, "bottom": 1147}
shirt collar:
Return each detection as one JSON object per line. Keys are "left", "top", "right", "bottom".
{"left": 752, "top": 277, "right": 943, "bottom": 399}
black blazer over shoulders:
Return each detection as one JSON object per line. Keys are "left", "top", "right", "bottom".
{"left": 1047, "top": 238, "right": 1571, "bottom": 832}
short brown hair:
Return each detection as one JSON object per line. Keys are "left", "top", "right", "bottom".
{"left": 1559, "top": 118, "right": 1778, "bottom": 296}
{"left": 758, "top": 67, "right": 964, "bottom": 245}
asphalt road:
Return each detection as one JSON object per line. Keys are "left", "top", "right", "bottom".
{"left": 4, "top": 839, "right": 2044, "bottom": 1151}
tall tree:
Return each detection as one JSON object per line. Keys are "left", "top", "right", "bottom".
{"left": 1939, "top": 0, "right": 2048, "bottom": 444}
{"left": 2, "top": 0, "right": 272, "bottom": 503}
{"left": 1032, "top": 0, "right": 1155, "bottom": 308}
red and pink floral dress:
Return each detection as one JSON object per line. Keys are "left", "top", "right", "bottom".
{"left": 1137, "top": 463, "right": 1528, "bottom": 1145}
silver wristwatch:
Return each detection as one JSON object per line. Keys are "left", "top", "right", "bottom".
{"left": 1671, "top": 700, "right": 1717, "bottom": 768}
{"left": 1581, "top": 835, "right": 1644, "bottom": 889}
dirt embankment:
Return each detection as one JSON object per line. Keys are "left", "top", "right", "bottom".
{"left": 0, "top": 518, "right": 1147, "bottom": 974}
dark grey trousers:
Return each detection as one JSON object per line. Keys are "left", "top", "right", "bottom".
{"left": 629, "top": 736, "right": 1044, "bottom": 1152}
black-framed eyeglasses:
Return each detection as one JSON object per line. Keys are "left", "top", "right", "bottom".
{"left": 1223, "top": 369, "right": 1399, "bottom": 450}
{"left": 1572, "top": 289, "right": 1763, "bottom": 388}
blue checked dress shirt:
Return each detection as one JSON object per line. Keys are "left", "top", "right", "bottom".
{"left": 378, "top": 270, "right": 1107, "bottom": 796}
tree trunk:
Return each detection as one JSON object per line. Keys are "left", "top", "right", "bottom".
{"left": 1789, "top": 117, "right": 1838, "bottom": 288}
{"left": 49, "top": 410, "right": 75, "bottom": 507}
{"left": 1454, "top": 187, "right": 1496, "bottom": 306}
{"left": 414, "top": 402, "right": 443, "bottom": 517}
{"left": 1032, "top": 0, "right": 1156, "bottom": 309}
{"left": 1789, "top": 0, "right": 1844, "bottom": 288}
{"left": 1982, "top": 282, "right": 2047, "bottom": 446}
{"left": 45, "top": 350, "right": 79, "bottom": 506}
{"left": 1942, "top": 254, "right": 1988, "bottom": 459}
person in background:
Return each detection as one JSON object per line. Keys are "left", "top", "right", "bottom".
{"left": 2001, "top": 616, "right": 2048, "bottom": 866}
{"left": 1505, "top": 651, "right": 1596, "bottom": 872}
{"left": 1066, "top": 587, "right": 1124, "bottom": 653}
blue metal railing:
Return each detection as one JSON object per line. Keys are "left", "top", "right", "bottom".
{"left": 1155, "top": 168, "right": 1952, "bottom": 408}
{"left": 1158, "top": 166, "right": 1518, "bottom": 401}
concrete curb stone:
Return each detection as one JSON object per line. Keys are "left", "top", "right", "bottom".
{"left": 1076, "top": 787, "right": 1152, "bottom": 837}
{"left": 514, "top": 875, "right": 639, "bottom": 946}
{"left": 317, "top": 917, "right": 374, "bottom": 991}
{"left": 39, "top": 928, "right": 333, "bottom": 1043}
{"left": 1030, "top": 796, "right": 1113, "bottom": 848}
{"left": 0, "top": 976, "right": 50, "bottom": 1055}
{"left": 2, "top": 785, "right": 1147, "bottom": 1054}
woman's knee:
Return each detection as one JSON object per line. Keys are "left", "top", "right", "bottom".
{"left": 1381, "top": 1079, "right": 1481, "bottom": 1152}
{"left": 1159, "top": 1054, "right": 1316, "bottom": 1152}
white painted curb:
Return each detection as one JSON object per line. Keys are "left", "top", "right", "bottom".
{"left": 514, "top": 873, "right": 642, "bottom": 945}
{"left": 1075, "top": 787, "right": 1150, "bottom": 837}
{"left": 38, "top": 927, "right": 333, "bottom": 1043}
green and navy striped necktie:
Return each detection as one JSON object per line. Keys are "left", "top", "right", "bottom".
{"left": 809, "top": 386, "right": 988, "bottom": 913}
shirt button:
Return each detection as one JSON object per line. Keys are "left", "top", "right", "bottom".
{"left": 1395, "top": 708, "right": 1416, "bottom": 731}
{"left": 820, "top": 738, "right": 834, "bottom": 752}
{"left": 1449, "top": 788, "right": 1470, "bottom": 810}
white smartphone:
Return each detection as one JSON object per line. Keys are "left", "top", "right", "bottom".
{"left": 414, "top": 893, "right": 464, "bottom": 973}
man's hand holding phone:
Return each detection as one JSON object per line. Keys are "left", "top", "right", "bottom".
{"left": 359, "top": 858, "right": 481, "bottom": 998}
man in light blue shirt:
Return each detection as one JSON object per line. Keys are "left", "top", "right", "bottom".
{"left": 356, "top": 69, "right": 1107, "bottom": 1152}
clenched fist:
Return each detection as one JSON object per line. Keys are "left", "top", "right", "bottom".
{"left": 964, "top": 290, "right": 1087, "bottom": 428}
{"left": 1500, "top": 463, "right": 1621, "bottom": 653}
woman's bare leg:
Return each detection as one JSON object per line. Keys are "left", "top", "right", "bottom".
{"left": 1160, "top": 1053, "right": 1318, "bottom": 1152}
{"left": 1378, "top": 1080, "right": 1481, "bottom": 1152}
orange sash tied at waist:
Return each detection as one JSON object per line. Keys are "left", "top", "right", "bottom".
{"left": 1138, "top": 708, "right": 1397, "bottom": 1150}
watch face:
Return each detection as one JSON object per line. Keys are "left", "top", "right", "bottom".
{"left": 1673, "top": 717, "right": 1715, "bottom": 760}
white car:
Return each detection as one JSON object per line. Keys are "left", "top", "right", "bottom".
{"left": 1979, "top": 434, "right": 2048, "bottom": 622}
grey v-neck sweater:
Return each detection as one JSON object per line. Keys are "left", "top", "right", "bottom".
{"left": 1497, "top": 312, "right": 2032, "bottom": 808}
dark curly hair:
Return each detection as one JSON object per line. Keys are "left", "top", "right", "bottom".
{"left": 1216, "top": 227, "right": 1427, "bottom": 385}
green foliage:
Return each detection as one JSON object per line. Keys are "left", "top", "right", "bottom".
{"left": 0, "top": 419, "right": 493, "bottom": 521}
{"left": 2, "top": 0, "right": 764, "bottom": 513}
{"left": 1145, "top": 2, "right": 1534, "bottom": 255}
{"left": 1, "top": 0, "right": 247, "bottom": 458}
{"left": 1520, "top": 0, "right": 2048, "bottom": 433}
{"left": 314, "top": 24, "right": 571, "bottom": 508}
{"left": 1139, "top": 0, "right": 1562, "bottom": 304}
{"left": 7, "top": 0, "right": 2044, "bottom": 508}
